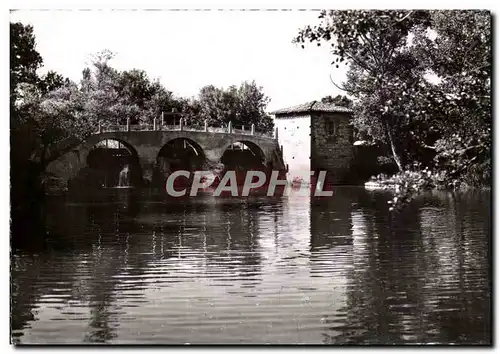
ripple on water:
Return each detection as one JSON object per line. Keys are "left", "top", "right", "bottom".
{"left": 11, "top": 190, "right": 491, "bottom": 344}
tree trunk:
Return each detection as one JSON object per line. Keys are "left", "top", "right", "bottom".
{"left": 387, "top": 129, "right": 403, "bottom": 172}
{"left": 383, "top": 118, "right": 403, "bottom": 172}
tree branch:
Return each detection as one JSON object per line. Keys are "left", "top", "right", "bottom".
{"left": 359, "top": 32, "right": 381, "bottom": 67}
{"left": 329, "top": 73, "right": 354, "bottom": 93}
{"left": 397, "top": 11, "right": 413, "bottom": 23}
{"left": 344, "top": 52, "right": 375, "bottom": 74}
{"left": 329, "top": 72, "right": 374, "bottom": 95}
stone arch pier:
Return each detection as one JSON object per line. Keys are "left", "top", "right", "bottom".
{"left": 46, "top": 127, "right": 286, "bottom": 189}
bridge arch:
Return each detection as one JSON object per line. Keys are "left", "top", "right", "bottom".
{"left": 86, "top": 138, "right": 140, "bottom": 162}
{"left": 79, "top": 138, "right": 142, "bottom": 188}
{"left": 46, "top": 129, "right": 285, "bottom": 191}
{"left": 220, "top": 140, "right": 268, "bottom": 172}
{"left": 154, "top": 137, "right": 207, "bottom": 186}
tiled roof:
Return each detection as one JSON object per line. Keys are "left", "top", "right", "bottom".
{"left": 271, "top": 101, "right": 353, "bottom": 115}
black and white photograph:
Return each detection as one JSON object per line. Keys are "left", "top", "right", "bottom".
{"left": 8, "top": 6, "right": 492, "bottom": 346}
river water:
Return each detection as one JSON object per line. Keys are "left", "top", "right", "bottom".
{"left": 10, "top": 187, "right": 491, "bottom": 345}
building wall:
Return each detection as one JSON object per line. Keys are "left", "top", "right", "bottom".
{"left": 311, "top": 112, "right": 354, "bottom": 184}
{"left": 274, "top": 114, "right": 311, "bottom": 184}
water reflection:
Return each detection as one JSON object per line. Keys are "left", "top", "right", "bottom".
{"left": 11, "top": 189, "right": 491, "bottom": 344}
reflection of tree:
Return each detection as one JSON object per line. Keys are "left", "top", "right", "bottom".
{"left": 310, "top": 188, "right": 354, "bottom": 252}
{"left": 10, "top": 251, "right": 83, "bottom": 344}
{"left": 320, "top": 190, "right": 491, "bottom": 345}
{"left": 11, "top": 191, "right": 146, "bottom": 344}
{"left": 419, "top": 191, "right": 491, "bottom": 344}
{"left": 62, "top": 202, "right": 128, "bottom": 343}
{"left": 11, "top": 188, "right": 491, "bottom": 344}
{"left": 82, "top": 245, "right": 122, "bottom": 343}
{"left": 11, "top": 255, "right": 43, "bottom": 344}
{"left": 320, "top": 193, "right": 428, "bottom": 344}
{"left": 11, "top": 198, "right": 110, "bottom": 343}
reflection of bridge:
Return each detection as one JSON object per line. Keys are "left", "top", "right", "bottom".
{"left": 47, "top": 121, "right": 286, "bottom": 187}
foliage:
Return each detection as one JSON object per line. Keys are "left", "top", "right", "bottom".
{"left": 321, "top": 94, "right": 353, "bottom": 108}
{"left": 194, "top": 81, "right": 274, "bottom": 133}
{"left": 9, "top": 21, "right": 272, "bottom": 245}
{"left": 11, "top": 22, "right": 70, "bottom": 169}
{"left": 295, "top": 10, "right": 432, "bottom": 171}
{"left": 11, "top": 21, "right": 276, "bottom": 187}
{"left": 412, "top": 11, "right": 491, "bottom": 188}
{"left": 373, "top": 168, "right": 441, "bottom": 210}
{"left": 295, "top": 10, "right": 491, "bottom": 189}
{"left": 10, "top": 22, "right": 42, "bottom": 99}
{"left": 73, "top": 55, "right": 275, "bottom": 132}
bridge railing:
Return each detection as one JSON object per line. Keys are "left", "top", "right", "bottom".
{"left": 97, "top": 120, "right": 276, "bottom": 139}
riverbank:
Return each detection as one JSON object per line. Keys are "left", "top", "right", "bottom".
{"left": 364, "top": 170, "right": 491, "bottom": 211}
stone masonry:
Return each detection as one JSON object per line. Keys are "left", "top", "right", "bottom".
{"left": 46, "top": 128, "right": 285, "bottom": 187}
{"left": 272, "top": 101, "right": 354, "bottom": 185}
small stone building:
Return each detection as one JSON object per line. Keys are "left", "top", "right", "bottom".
{"left": 271, "top": 101, "right": 354, "bottom": 185}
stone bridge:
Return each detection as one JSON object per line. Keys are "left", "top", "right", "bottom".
{"left": 46, "top": 122, "right": 286, "bottom": 187}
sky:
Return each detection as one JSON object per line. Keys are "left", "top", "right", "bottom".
{"left": 9, "top": 9, "right": 348, "bottom": 113}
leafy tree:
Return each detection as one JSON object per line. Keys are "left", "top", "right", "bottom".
{"left": 10, "top": 22, "right": 74, "bottom": 173}
{"left": 295, "top": 10, "right": 433, "bottom": 171}
{"left": 411, "top": 11, "right": 491, "bottom": 187}
{"left": 10, "top": 22, "right": 86, "bottom": 244}
{"left": 196, "top": 85, "right": 234, "bottom": 126}
{"left": 321, "top": 94, "right": 353, "bottom": 108}
{"left": 11, "top": 34, "right": 128, "bottom": 237}
{"left": 78, "top": 51, "right": 134, "bottom": 126}
{"left": 195, "top": 81, "right": 274, "bottom": 133}
{"left": 78, "top": 55, "right": 185, "bottom": 126}
{"left": 237, "top": 81, "right": 274, "bottom": 133}
{"left": 10, "top": 22, "right": 42, "bottom": 102}
{"left": 295, "top": 10, "right": 491, "bottom": 188}
{"left": 38, "top": 71, "right": 69, "bottom": 95}
{"left": 143, "top": 80, "right": 183, "bottom": 124}
{"left": 10, "top": 22, "right": 277, "bottom": 244}
{"left": 177, "top": 97, "right": 202, "bottom": 126}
